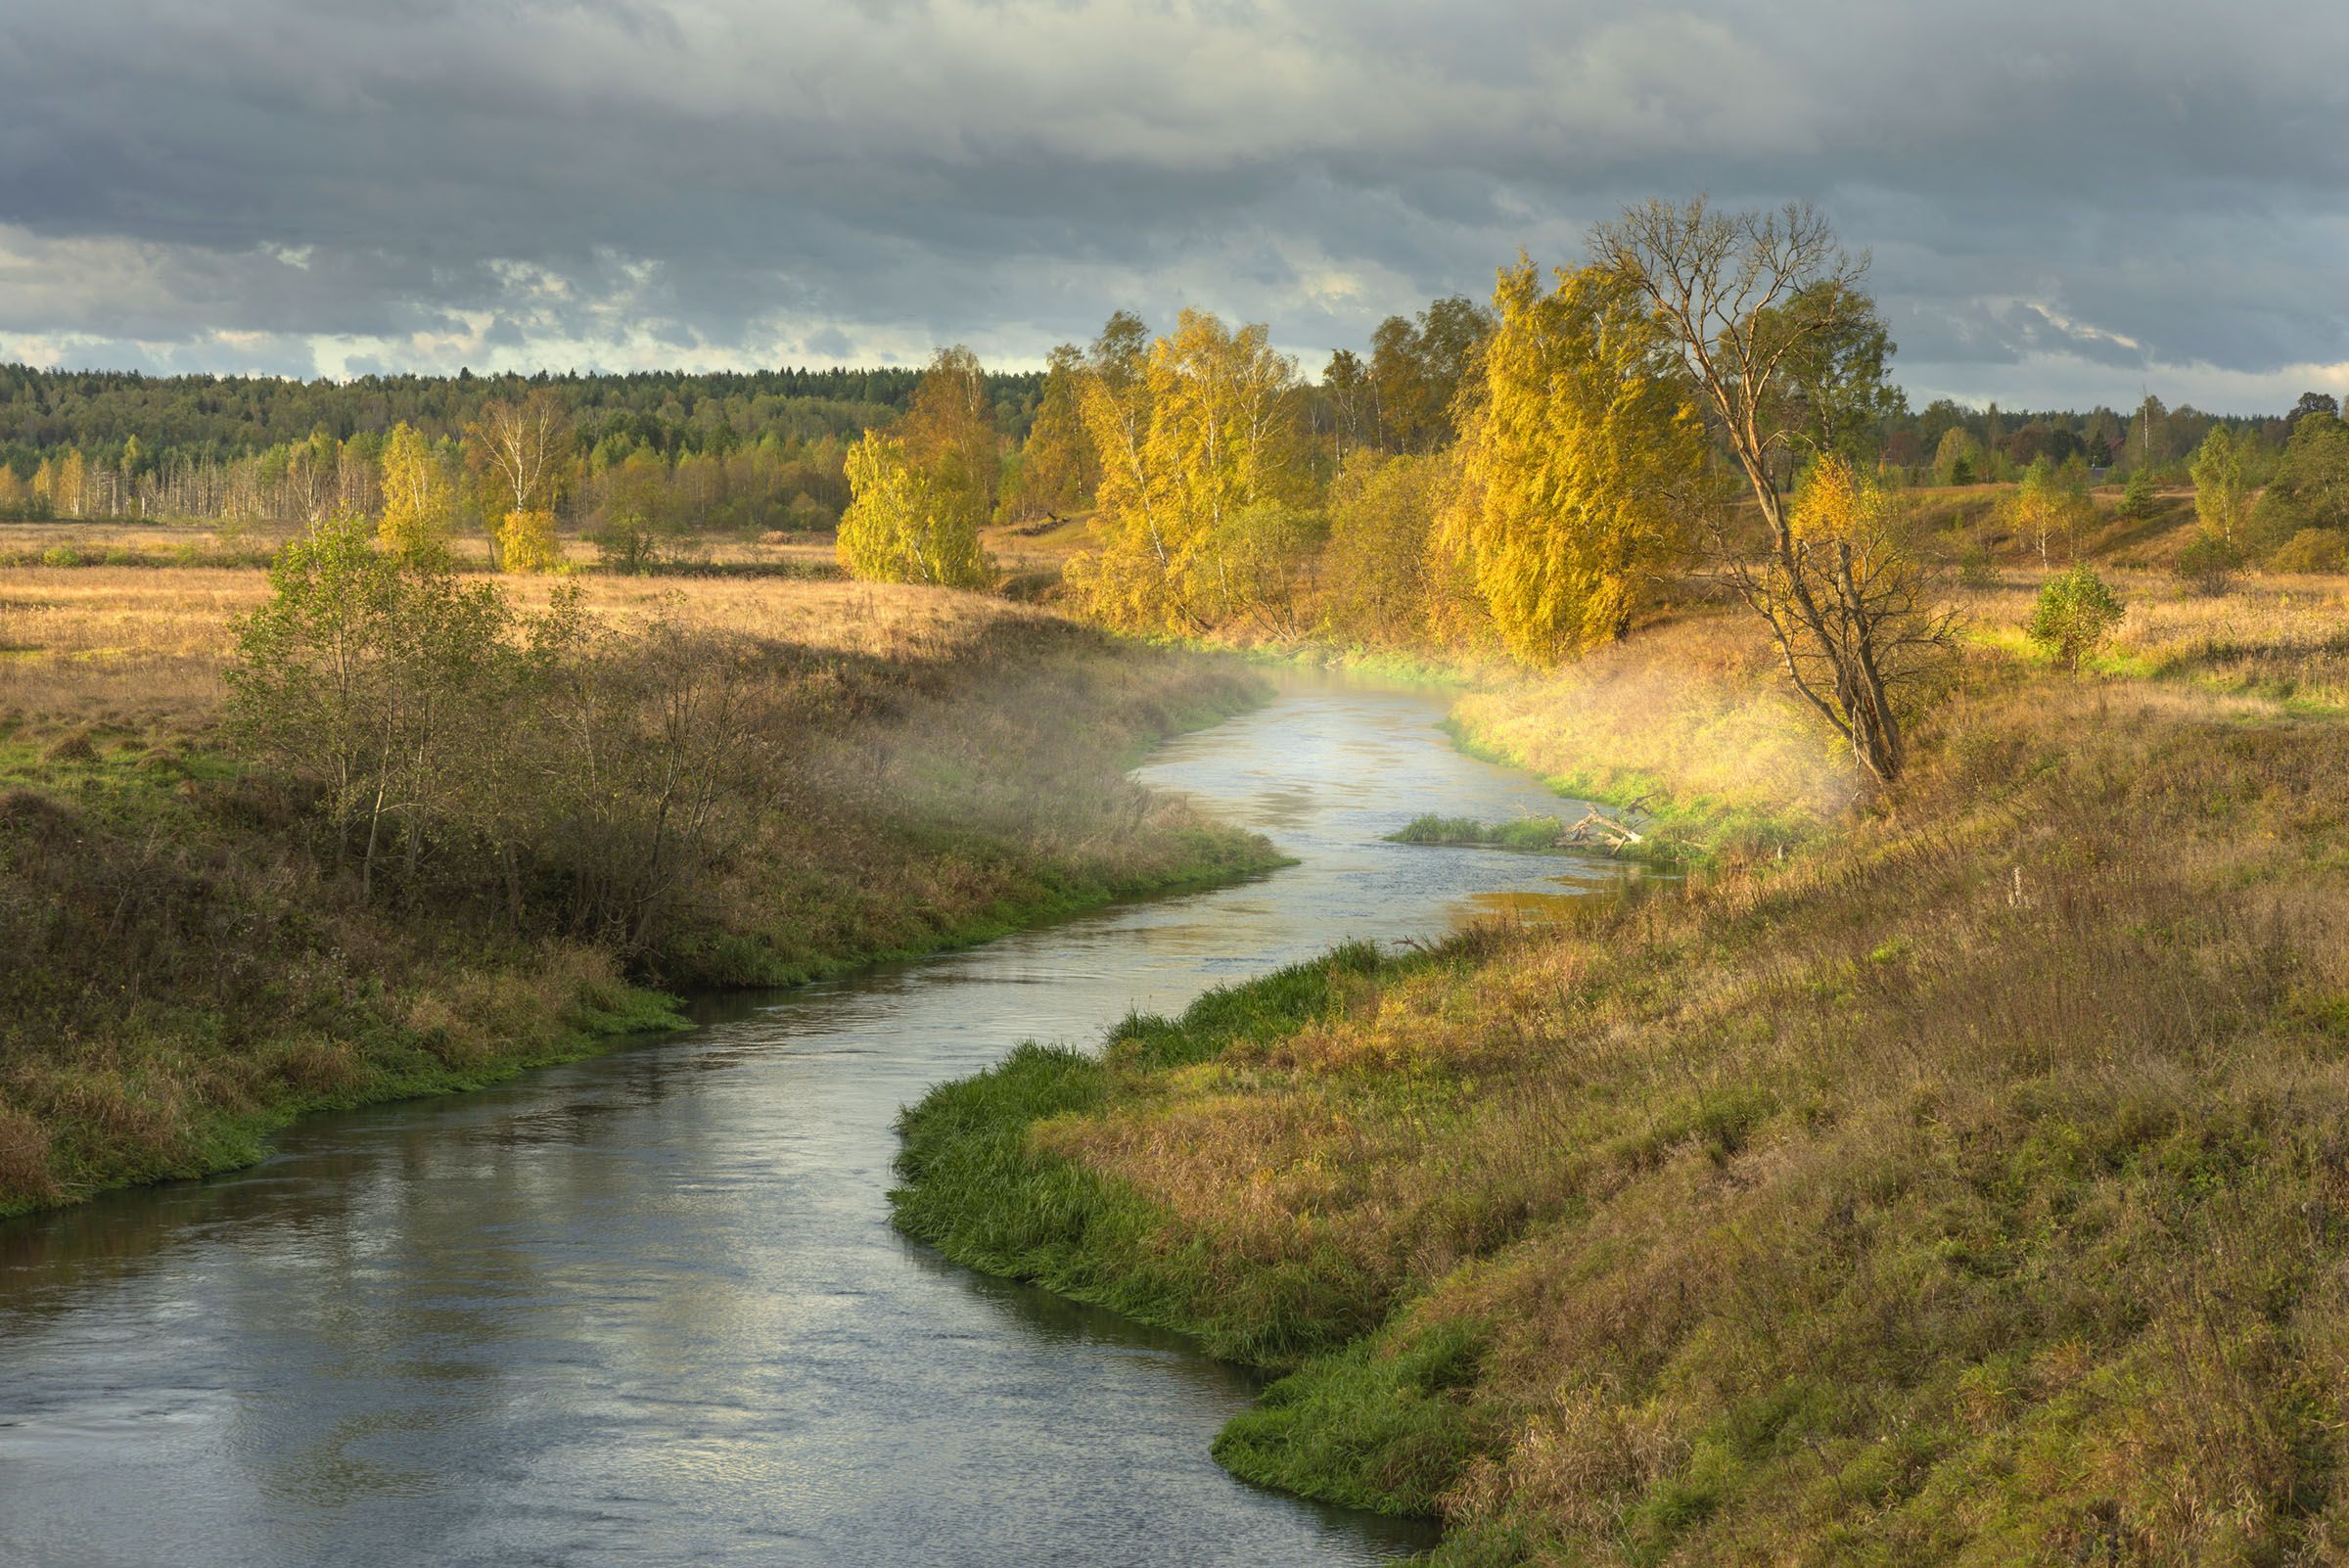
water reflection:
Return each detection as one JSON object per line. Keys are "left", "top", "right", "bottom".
{"left": 0, "top": 673, "right": 1612, "bottom": 1568}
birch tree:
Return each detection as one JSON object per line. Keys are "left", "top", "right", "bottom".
{"left": 1590, "top": 199, "right": 1952, "bottom": 790}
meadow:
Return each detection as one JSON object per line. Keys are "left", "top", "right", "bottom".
{"left": 894, "top": 566, "right": 2349, "bottom": 1564}
{"left": 0, "top": 545, "right": 1274, "bottom": 1214}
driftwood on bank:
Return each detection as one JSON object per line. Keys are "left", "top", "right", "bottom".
{"left": 1559, "top": 807, "right": 1653, "bottom": 858}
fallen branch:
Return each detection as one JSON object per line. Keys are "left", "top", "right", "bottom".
{"left": 1558, "top": 807, "right": 1646, "bottom": 852}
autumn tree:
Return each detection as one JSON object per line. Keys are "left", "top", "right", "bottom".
{"left": 1320, "top": 348, "right": 1374, "bottom": 467}
{"left": 898, "top": 346, "right": 1001, "bottom": 543}
{"left": 1366, "top": 295, "right": 1495, "bottom": 452}
{"left": 466, "top": 390, "right": 574, "bottom": 571}
{"left": 837, "top": 430, "right": 990, "bottom": 588}
{"left": 1591, "top": 199, "right": 1950, "bottom": 789}
{"left": 1066, "top": 309, "right": 1314, "bottom": 634}
{"left": 1319, "top": 451, "right": 1453, "bottom": 650}
{"left": 2005, "top": 454, "right": 2095, "bottom": 566}
{"left": 1441, "top": 258, "right": 1707, "bottom": 664}
{"left": 377, "top": 422, "right": 455, "bottom": 563}
{"left": 1003, "top": 345, "right": 1097, "bottom": 523}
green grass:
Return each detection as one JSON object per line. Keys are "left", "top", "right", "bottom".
{"left": 1389, "top": 812, "right": 1575, "bottom": 853}
{"left": 892, "top": 943, "right": 1400, "bottom": 1367}
{"left": 1440, "top": 720, "right": 1814, "bottom": 869}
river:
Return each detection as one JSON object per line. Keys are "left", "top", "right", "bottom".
{"left": 0, "top": 673, "right": 1621, "bottom": 1568}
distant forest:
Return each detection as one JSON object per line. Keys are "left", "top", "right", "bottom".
{"left": 0, "top": 334, "right": 2330, "bottom": 539}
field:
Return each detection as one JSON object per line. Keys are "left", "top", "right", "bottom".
{"left": 894, "top": 566, "right": 2349, "bottom": 1564}
{"left": 0, "top": 543, "right": 1275, "bottom": 1215}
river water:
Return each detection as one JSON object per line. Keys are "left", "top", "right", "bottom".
{"left": 0, "top": 674, "right": 1619, "bottom": 1568}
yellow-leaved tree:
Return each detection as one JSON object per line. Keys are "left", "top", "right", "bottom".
{"left": 1066, "top": 308, "right": 1313, "bottom": 634}
{"left": 377, "top": 422, "right": 455, "bottom": 563}
{"left": 899, "top": 346, "right": 999, "bottom": 547}
{"left": 837, "top": 431, "right": 991, "bottom": 588}
{"left": 465, "top": 391, "right": 573, "bottom": 572}
{"left": 1003, "top": 344, "right": 1096, "bottom": 523}
{"left": 1441, "top": 257, "right": 1707, "bottom": 665}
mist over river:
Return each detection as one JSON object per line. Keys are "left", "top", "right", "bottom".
{"left": 0, "top": 672, "right": 1620, "bottom": 1568}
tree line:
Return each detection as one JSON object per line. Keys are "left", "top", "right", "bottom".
{"left": 841, "top": 198, "right": 1959, "bottom": 791}
{"left": 0, "top": 365, "right": 1055, "bottom": 550}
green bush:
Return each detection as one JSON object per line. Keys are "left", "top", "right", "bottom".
{"left": 2176, "top": 530, "right": 2242, "bottom": 595}
{"left": 38, "top": 545, "right": 79, "bottom": 568}
{"left": 2025, "top": 565, "right": 2125, "bottom": 671}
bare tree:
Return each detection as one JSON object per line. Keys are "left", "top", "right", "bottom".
{"left": 1590, "top": 198, "right": 1951, "bottom": 791}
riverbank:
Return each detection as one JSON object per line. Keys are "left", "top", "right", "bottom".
{"left": 0, "top": 571, "right": 1275, "bottom": 1216}
{"left": 894, "top": 576, "right": 2349, "bottom": 1564}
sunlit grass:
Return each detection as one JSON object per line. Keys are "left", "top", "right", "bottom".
{"left": 895, "top": 570, "right": 2349, "bottom": 1563}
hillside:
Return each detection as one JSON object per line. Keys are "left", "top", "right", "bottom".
{"left": 894, "top": 572, "right": 2349, "bottom": 1563}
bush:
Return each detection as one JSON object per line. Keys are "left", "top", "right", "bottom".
{"left": 2176, "top": 530, "right": 2242, "bottom": 596}
{"left": 39, "top": 545, "right": 79, "bottom": 568}
{"left": 2025, "top": 566, "right": 2124, "bottom": 672}
{"left": 2265, "top": 527, "right": 2349, "bottom": 575}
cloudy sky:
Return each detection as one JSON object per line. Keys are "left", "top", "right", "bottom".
{"left": 3, "top": 1, "right": 2343, "bottom": 412}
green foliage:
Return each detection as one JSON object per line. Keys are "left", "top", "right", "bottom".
{"left": 2189, "top": 425, "right": 2250, "bottom": 543}
{"left": 2252, "top": 413, "right": 2349, "bottom": 557}
{"left": 2024, "top": 565, "right": 2125, "bottom": 670}
{"left": 1933, "top": 427, "right": 1984, "bottom": 486}
{"left": 225, "top": 514, "right": 517, "bottom": 899}
{"left": 2118, "top": 465, "right": 2159, "bottom": 520}
{"left": 2177, "top": 530, "right": 2244, "bottom": 596}
{"left": 1388, "top": 812, "right": 1569, "bottom": 852}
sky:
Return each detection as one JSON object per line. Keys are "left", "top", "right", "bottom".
{"left": 3, "top": 0, "right": 2344, "bottom": 414}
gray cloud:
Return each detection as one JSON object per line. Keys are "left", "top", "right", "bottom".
{"left": 3, "top": 0, "right": 2345, "bottom": 410}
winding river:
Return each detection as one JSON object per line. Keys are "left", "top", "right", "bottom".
{"left": 0, "top": 673, "right": 1620, "bottom": 1568}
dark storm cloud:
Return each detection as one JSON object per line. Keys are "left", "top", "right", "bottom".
{"left": 3, "top": 0, "right": 2345, "bottom": 408}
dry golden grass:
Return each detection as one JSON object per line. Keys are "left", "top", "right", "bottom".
{"left": 0, "top": 562, "right": 1058, "bottom": 732}
{"left": 899, "top": 575, "right": 2349, "bottom": 1564}
{"left": 0, "top": 552, "right": 1270, "bottom": 1214}
{"left": 0, "top": 515, "right": 840, "bottom": 570}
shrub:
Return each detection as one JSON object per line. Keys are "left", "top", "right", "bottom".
{"left": 39, "top": 545, "right": 79, "bottom": 568}
{"left": 2025, "top": 566, "right": 2124, "bottom": 672}
{"left": 2265, "top": 527, "right": 2349, "bottom": 575}
{"left": 2176, "top": 530, "right": 2242, "bottom": 596}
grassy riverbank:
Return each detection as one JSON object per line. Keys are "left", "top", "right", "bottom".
{"left": 894, "top": 576, "right": 2349, "bottom": 1564}
{"left": 0, "top": 568, "right": 1273, "bottom": 1216}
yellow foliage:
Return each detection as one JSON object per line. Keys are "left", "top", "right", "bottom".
{"left": 1066, "top": 308, "right": 1313, "bottom": 634}
{"left": 377, "top": 422, "right": 454, "bottom": 563}
{"left": 496, "top": 509, "right": 562, "bottom": 574}
{"left": 837, "top": 430, "right": 991, "bottom": 589}
{"left": 1441, "top": 258, "right": 1706, "bottom": 666}
{"left": 1790, "top": 453, "right": 1889, "bottom": 543}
